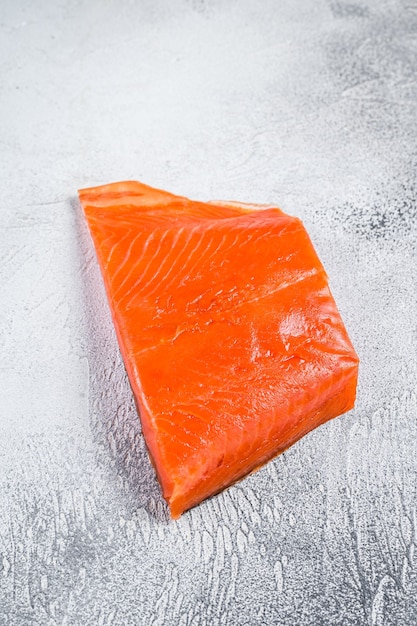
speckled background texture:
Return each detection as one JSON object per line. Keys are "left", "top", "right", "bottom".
{"left": 1, "top": 1, "right": 417, "bottom": 624}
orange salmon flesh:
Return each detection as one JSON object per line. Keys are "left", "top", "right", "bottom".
{"left": 79, "top": 180, "right": 359, "bottom": 519}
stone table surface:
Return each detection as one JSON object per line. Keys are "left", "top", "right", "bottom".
{"left": 1, "top": 1, "right": 417, "bottom": 624}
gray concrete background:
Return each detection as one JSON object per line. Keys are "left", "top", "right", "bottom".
{"left": 1, "top": 1, "right": 417, "bottom": 624}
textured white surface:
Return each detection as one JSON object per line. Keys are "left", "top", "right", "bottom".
{"left": 1, "top": 0, "right": 417, "bottom": 624}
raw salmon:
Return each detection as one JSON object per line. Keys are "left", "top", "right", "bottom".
{"left": 79, "top": 180, "right": 359, "bottom": 519}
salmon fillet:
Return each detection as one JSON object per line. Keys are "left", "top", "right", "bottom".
{"left": 79, "top": 180, "right": 359, "bottom": 519}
